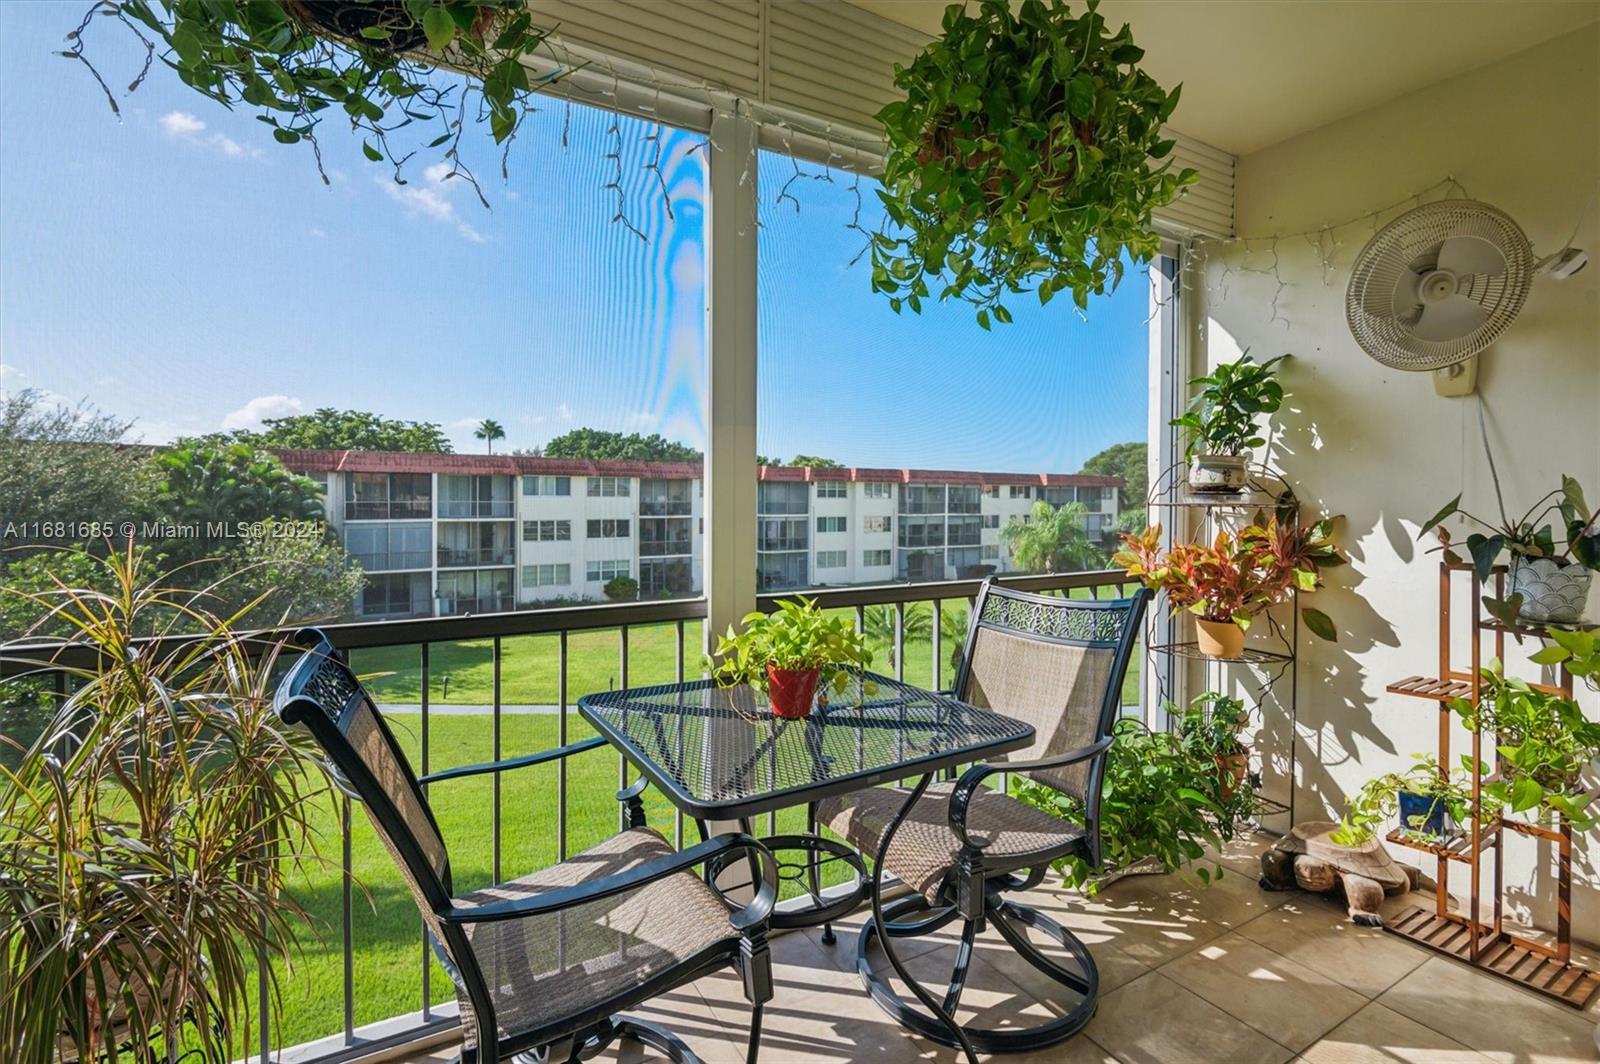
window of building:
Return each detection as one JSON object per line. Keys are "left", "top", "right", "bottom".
{"left": 816, "top": 481, "right": 847, "bottom": 498}
{"left": 521, "top": 519, "right": 571, "bottom": 542}
{"left": 439, "top": 474, "right": 514, "bottom": 518}
{"left": 522, "top": 475, "right": 571, "bottom": 496}
{"left": 639, "top": 478, "right": 692, "bottom": 515}
{"left": 758, "top": 518, "right": 808, "bottom": 553}
{"left": 1042, "top": 486, "right": 1074, "bottom": 507}
{"left": 757, "top": 553, "right": 807, "bottom": 592}
{"left": 816, "top": 516, "right": 847, "bottom": 534}
{"left": 587, "top": 476, "right": 630, "bottom": 498}
{"left": 863, "top": 515, "right": 891, "bottom": 534}
{"left": 862, "top": 482, "right": 893, "bottom": 500}
{"left": 586, "top": 518, "right": 630, "bottom": 539}
{"left": 439, "top": 521, "right": 515, "bottom": 567}
{"left": 985, "top": 486, "right": 1000, "bottom": 498}
{"left": 947, "top": 516, "right": 982, "bottom": 547}
{"left": 948, "top": 485, "right": 981, "bottom": 514}
{"left": 899, "top": 484, "right": 946, "bottom": 515}
{"left": 344, "top": 521, "right": 432, "bottom": 572}
{"left": 981, "top": 514, "right": 1000, "bottom": 529}
{"left": 816, "top": 550, "right": 847, "bottom": 569}
{"left": 897, "top": 548, "right": 944, "bottom": 582}
{"left": 1009, "top": 485, "right": 1033, "bottom": 500}
{"left": 640, "top": 558, "right": 693, "bottom": 596}
{"left": 438, "top": 569, "right": 512, "bottom": 613}
{"left": 1078, "top": 485, "right": 1107, "bottom": 511}
{"left": 639, "top": 517, "right": 693, "bottom": 556}
{"left": 358, "top": 572, "right": 431, "bottom": 618}
{"left": 862, "top": 549, "right": 891, "bottom": 567}
{"left": 522, "top": 563, "right": 571, "bottom": 587}
{"left": 757, "top": 481, "right": 809, "bottom": 515}
{"left": 586, "top": 559, "right": 630, "bottom": 582}
{"left": 346, "top": 472, "right": 432, "bottom": 520}
{"left": 981, "top": 544, "right": 1000, "bottom": 561}
{"left": 898, "top": 515, "right": 945, "bottom": 548}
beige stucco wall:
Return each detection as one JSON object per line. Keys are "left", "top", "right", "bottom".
{"left": 1197, "top": 24, "right": 1600, "bottom": 938}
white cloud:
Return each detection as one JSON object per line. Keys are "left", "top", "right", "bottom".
{"left": 557, "top": 402, "right": 574, "bottom": 423}
{"left": 160, "top": 110, "right": 206, "bottom": 137}
{"left": 308, "top": 227, "right": 327, "bottom": 239}
{"left": 624, "top": 410, "right": 661, "bottom": 430}
{"left": 222, "top": 394, "right": 303, "bottom": 432}
{"left": 212, "top": 134, "right": 248, "bottom": 158}
{"left": 450, "top": 416, "right": 485, "bottom": 429}
{"left": 377, "top": 164, "right": 488, "bottom": 244}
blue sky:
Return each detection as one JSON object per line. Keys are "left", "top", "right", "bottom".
{"left": 0, "top": 1, "right": 1149, "bottom": 472}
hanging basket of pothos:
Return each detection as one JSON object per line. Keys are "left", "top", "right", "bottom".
{"left": 871, "top": 0, "right": 1197, "bottom": 327}
{"left": 63, "top": 0, "right": 563, "bottom": 199}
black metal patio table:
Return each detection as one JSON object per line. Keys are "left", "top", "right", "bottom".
{"left": 579, "top": 670, "right": 1034, "bottom": 1060}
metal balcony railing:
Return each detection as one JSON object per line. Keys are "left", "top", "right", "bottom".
{"left": 0, "top": 569, "right": 1137, "bottom": 1064}
{"left": 437, "top": 500, "right": 515, "bottom": 519}
{"left": 351, "top": 551, "right": 433, "bottom": 573}
{"left": 345, "top": 501, "right": 432, "bottom": 521}
{"left": 436, "top": 547, "right": 515, "bottom": 568}
{"left": 638, "top": 499, "right": 692, "bottom": 516}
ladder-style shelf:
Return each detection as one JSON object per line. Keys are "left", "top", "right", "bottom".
{"left": 1383, "top": 561, "right": 1597, "bottom": 1008}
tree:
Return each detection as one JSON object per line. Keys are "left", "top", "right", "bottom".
{"left": 862, "top": 603, "right": 932, "bottom": 672}
{"left": 0, "top": 390, "right": 144, "bottom": 560}
{"left": 787, "top": 455, "right": 842, "bottom": 468}
{"left": 222, "top": 533, "right": 365, "bottom": 629}
{"left": 1080, "top": 441, "right": 1147, "bottom": 512}
{"left": 141, "top": 440, "right": 327, "bottom": 553}
{"left": 543, "top": 429, "right": 702, "bottom": 463}
{"left": 603, "top": 575, "right": 639, "bottom": 602}
{"left": 1000, "top": 501, "right": 1104, "bottom": 575}
{"left": 244, "top": 408, "right": 452, "bottom": 453}
{"left": 474, "top": 418, "right": 506, "bottom": 454}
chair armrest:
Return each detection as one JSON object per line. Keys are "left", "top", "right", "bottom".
{"left": 948, "top": 736, "right": 1114, "bottom": 850}
{"left": 438, "top": 832, "right": 780, "bottom": 936}
{"left": 420, "top": 736, "right": 608, "bottom": 785}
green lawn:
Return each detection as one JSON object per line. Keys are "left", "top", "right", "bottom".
{"left": 269, "top": 589, "right": 1143, "bottom": 1051}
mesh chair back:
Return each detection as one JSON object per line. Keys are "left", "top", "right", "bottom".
{"left": 955, "top": 581, "right": 1147, "bottom": 802}
{"left": 274, "top": 634, "right": 466, "bottom": 988}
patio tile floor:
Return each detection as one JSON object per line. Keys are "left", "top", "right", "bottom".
{"left": 399, "top": 832, "right": 1599, "bottom": 1064}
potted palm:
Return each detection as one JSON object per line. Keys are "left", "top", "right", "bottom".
{"left": 1170, "top": 353, "right": 1288, "bottom": 492}
{"left": 0, "top": 546, "right": 328, "bottom": 1061}
{"left": 1420, "top": 475, "right": 1599, "bottom": 626}
{"left": 708, "top": 597, "right": 871, "bottom": 719}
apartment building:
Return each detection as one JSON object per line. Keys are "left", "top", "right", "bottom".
{"left": 276, "top": 450, "right": 1121, "bottom": 619}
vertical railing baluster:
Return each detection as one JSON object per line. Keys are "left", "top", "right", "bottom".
{"left": 893, "top": 601, "right": 905, "bottom": 683}
{"left": 419, "top": 642, "right": 431, "bottom": 1019}
{"left": 558, "top": 629, "right": 569, "bottom": 862}
{"left": 932, "top": 599, "right": 942, "bottom": 691}
{"left": 674, "top": 620, "right": 686, "bottom": 849}
{"left": 492, "top": 636, "right": 503, "bottom": 885}
{"left": 341, "top": 794, "right": 354, "bottom": 1045}
{"left": 257, "top": 923, "right": 269, "bottom": 1064}
{"left": 618, "top": 625, "right": 630, "bottom": 832}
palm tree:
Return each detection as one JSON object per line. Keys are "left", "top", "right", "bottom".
{"left": 473, "top": 418, "right": 506, "bottom": 454}
{"left": 862, "top": 602, "right": 932, "bottom": 673}
{"left": 1000, "top": 500, "right": 1104, "bottom": 575}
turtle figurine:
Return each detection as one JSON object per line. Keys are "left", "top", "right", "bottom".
{"left": 1259, "top": 821, "right": 1417, "bottom": 926}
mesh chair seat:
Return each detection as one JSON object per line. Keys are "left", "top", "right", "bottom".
{"left": 818, "top": 782, "right": 1084, "bottom": 903}
{"left": 454, "top": 827, "right": 734, "bottom": 1043}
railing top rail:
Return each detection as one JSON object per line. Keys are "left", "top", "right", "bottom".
{"left": 755, "top": 568, "right": 1128, "bottom": 610}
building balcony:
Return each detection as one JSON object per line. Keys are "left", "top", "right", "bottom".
{"left": 437, "top": 500, "right": 516, "bottom": 519}
{"left": 639, "top": 499, "right": 693, "bottom": 516}
{"left": 436, "top": 547, "right": 515, "bottom": 567}
{"left": 346, "top": 501, "right": 432, "bottom": 521}
{"left": 351, "top": 550, "right": 433, "bottom": 572}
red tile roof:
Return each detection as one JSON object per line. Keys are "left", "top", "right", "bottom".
{"left": 272, "top": 450, "right": 1122, "bottom": 489}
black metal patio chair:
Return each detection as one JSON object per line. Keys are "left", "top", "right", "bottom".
{"left": 816, "top": 580, "right": 1151, "bottom": 1054}
{"left": 274, "top": 630, "right": 778, "bottom": 1064}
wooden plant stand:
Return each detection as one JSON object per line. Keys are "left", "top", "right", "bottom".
{"left": 1381, "top": 561, "right": 1600, "bottom": 1008}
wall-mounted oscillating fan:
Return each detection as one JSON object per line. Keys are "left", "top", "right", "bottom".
{"left": 1344, "top": 199, "right": 1577, "bottom": 396}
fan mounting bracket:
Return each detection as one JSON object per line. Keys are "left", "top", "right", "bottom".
{"left": 1433, "top": 356, "right": 1478, "bottom": 397}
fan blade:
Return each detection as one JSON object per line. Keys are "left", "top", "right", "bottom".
{"left": 1437, "top": 234, "right": 1505, "bottom": 278}
{"left": 1386, "top": 270, "right": 1425, "bottom": 321}
{"left": 1411, "top": 294, "right": 1489, "bottom": 341}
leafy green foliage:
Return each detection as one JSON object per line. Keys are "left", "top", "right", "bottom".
{"left": 139, "top": 440, "right": 327, "bottom": 560}
{"left": 1419, "top": 475, "right": 1600, "bottom": 584}
{"left": 999, "top": 500, "right": 1104, "bottom": 575}
{"left": 237, "top": 408, "right": 452, "bottom": 453}
{"left": 1530, "top": 627, "right": 1600, "bottom": 693}
{"left": 786, "top": 455, "right": 842, "bottom": 469}
{"left": 871, "top": 0, "right": 1196, "bottom": 323}
{"left": 541, "top": 429, "right": 703, "bottom": 463}
{"left": 1169, "top": 353, "right": 1287, "bottom": 459}
{"left": 602, "top": 575, "right": 639, "bottom": 602}
{"left": 708, "top": 596, "right": 872, "bottom": 694}
{"left": 1080, "top": 440, "right": 1146, "bottom": 511}
{"left": 1449, "top": 660, "right": 1600, "bottom": 829}
{"left": 1015, "top": 717, "right": 1222, "bottom": 894}
{"left": 1173, "top": 691, "right": 1247, "bottom": 758}
{"left": 473, "top": 417, "right": 506, "bottom": 454}
{"left": 68, "top": 1, "right": 563, "bottom": 199}
{"left": 0, "top": 547, "right": 331, "bottom": 1060}
{"left": 1331, "top": 755, "right": 1473, "bottom": 846}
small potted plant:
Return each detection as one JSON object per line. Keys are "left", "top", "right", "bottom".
{"left": 1333, "top": 755, "right": 1472, "bottom": 846}
{"left": 1170, "top": 353, "right": 1288, "bottom": 493}
{"left": 1419, "top": 475, "right": 1598, "bottom": 626}
{"left": 708, "top": 596, "right": 871, "bottom": 719}
{"left": 1450, "top": 660, "right": 1600, "bottom": 828}
{"left": 1174, "top": 691, "right": 1251, "bottom": 799}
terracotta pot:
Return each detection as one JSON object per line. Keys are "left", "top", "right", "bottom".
{"left": 767, "top": 665, "right": 821, "bottom": 719}
{"left": 1195, "top": 618, "right": 1245, "bottom": 658}
{"left": 1215, "top": 749, "right": 1250, "bottom": 800}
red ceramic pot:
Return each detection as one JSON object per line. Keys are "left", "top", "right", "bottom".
{"left": 767, "top": 665, "right": 821, "bottom": 719}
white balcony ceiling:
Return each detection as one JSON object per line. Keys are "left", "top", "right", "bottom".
{"left": 845, "top": 0, "right": 1600, "bottom": 155}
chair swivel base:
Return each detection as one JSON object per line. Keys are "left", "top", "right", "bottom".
{"left": 515, "top": 1014, "right": 708, "bottom": 1064}
{"left": 856, "top": 893, "right": 1100, "bottom": 1054}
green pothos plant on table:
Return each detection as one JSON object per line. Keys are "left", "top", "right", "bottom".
{"left": 871, "top": 0, "right": 1198, "bottom": 327}
{"left": 63, "top": 0, "right": 564, "bottom": 198}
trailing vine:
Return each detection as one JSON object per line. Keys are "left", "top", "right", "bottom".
{"left": 61, "top": 0, "right": 566, "bottom": 205}
{"left": 872, "top": 0, "right": 1197, "bottom": 327}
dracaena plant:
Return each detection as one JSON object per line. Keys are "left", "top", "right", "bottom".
{"left": 1449, "top": 660, "right": 1600, "bottom": 829}
{"left": 707, "top": 596, "right": 872, "bottom": 694}
{"left": 65, "top": 0, "right": 563, "bottom": 200}
{"left": 1169, "top": 353, "right": 1288, "bottom": 460}
{"left": 0, "top": 544, "right": 330, "bottom": 1062}
{"left": 870, "top": 0, "right": 1197, "bottom": 328}
{"left": 1418, "top": 475, "right": 1599, "bottom": 627}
